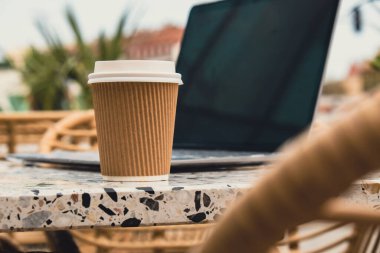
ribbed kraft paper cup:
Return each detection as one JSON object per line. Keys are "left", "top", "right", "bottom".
{"left": 89, "top": 60, "right": 182, "bottom": 181}
{"left": 91, "top": 82, "right": 178, "bottom": 181}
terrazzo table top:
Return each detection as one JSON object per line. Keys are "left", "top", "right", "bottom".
{"left": 0, "top": 161, "right": 379, "bottom": 232}
{"left": 0, "top": 161, "right": 269, "bottom": 232}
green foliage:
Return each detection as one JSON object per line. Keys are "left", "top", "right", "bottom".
{"left": 21, "top": 7, "right": 129, "bottom": 110}
{"left": 372, "top": 54, "right": 380, "bottom": 71}
{"left": 22, "top": 48, "right": 71, "bottom": 110}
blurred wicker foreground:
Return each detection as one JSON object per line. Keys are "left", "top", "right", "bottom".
{"left": 0, "top": 111, "right": 73, "bottom": 155}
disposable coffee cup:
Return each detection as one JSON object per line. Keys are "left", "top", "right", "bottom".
{"left": 88, "top": 60, "right": 182, "bottom": 181}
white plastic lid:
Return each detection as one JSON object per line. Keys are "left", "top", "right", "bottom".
{"left": 88, "top": 60, "right": 183, "bottom": 85}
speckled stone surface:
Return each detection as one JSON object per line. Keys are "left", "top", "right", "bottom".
{"left": 343, "top": 171, "right": 380, "bottom": 209}
{"left": 1, "top": 161, "right": 379, "bottom": 232}
{"left": 0, "top": 161, "right": 269, "bottom": 232}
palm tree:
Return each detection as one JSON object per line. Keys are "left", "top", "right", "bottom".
{"left": 21, "top": 6, "right": 130, "bottom": 110}
{"left": 22, "top": 48, "right": 72, "bottom": 110}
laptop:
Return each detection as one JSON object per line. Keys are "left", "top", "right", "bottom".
{"left": 173, "top": 0, "right": 340, "bottom": 158}
{"left": 9, "top": 0, "right": 340, "bottom": 169}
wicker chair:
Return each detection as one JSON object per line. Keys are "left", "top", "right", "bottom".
{"left": 0, "top": 111, "right": 72, "bottom": 154}
{"left": 0, "top": 230, "right": 79, "bottom": 253}
{"left": 194, "top": 95, "right": 380, "bottom": 253}
{"left": 39, "top": 110, "right": 97, "bottom": 153}
{"left": 70, "top": 224, "right": 213, "bottom": 253}
{"left": 275, "top": 201, "right": 380, "bottom": 253}
{"left": 38, "top": 110, "right": 212, "bottom": 253}
{"left": 0, "top": 233, "right": 25, "bottom": 253}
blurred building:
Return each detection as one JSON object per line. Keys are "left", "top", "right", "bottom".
{"left": 125, "top": 26, "right": 184, "bottom": 61}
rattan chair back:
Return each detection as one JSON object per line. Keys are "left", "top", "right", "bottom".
{"left": 195, "top": 96, "right": 380, "bottom": 253}
{"left": 39, "top": 111, "right": 97, "bottom": 153}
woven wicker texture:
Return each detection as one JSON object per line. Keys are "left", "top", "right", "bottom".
{"left": 39, "top": 110, "right": 97, "bottom": 153}
{"left": 195, "top": 96, "right": 380, "bottom": 253}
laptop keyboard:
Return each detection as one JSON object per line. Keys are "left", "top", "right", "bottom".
{"left": 171, "top": 149, "right": 260, "bottom": 160}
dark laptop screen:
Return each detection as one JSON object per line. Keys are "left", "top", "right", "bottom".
{"left": 174, "top": 0, "right": 340, "bottom": 152}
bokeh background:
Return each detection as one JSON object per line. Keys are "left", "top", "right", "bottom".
{"left": 0, "top": 0, "right": 379, "bottom": 154}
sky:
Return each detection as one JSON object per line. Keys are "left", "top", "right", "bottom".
{"left": 0, "top": 0, "right": 380, "bottom": 81}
